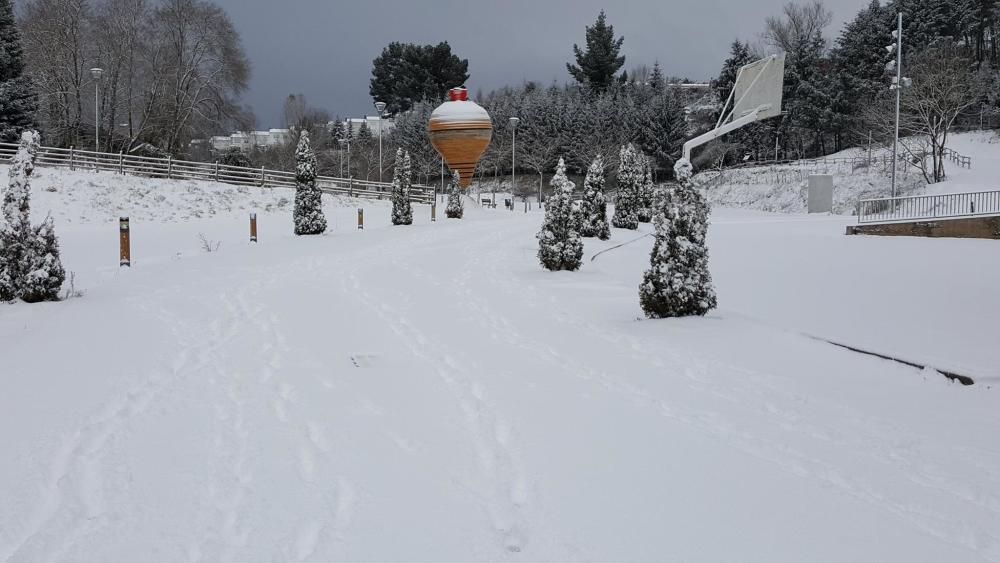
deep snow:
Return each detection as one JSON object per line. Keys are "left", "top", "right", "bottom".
{"left": 0, "top": 164, "right": 998, "bottom": 562}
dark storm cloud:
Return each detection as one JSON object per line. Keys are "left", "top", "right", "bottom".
{"left": 213, "top": 0, "right": 872, "bottom": 128}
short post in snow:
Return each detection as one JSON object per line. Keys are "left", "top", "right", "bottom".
{"left": 69, "top": 146, "right": 75, "bottom": 171}
{"left": 119, "top": 151, "right": 124, "bottom": 175}
{"left": 250, "top": 213, "right": 258, "bottom": 242}
{"left": 167, "top": 156, "right": 173, "bottom": 179}
{"left": 119, "top": 217, "right": 131, "bottom": 267}
{"left": 215, "top": 160, "right": 220, "bottom": 182}
{"left": 259, "top": 166, "right": 265, "bottom": 187}
{"left": 431, "top": 203, "right": 436, "bottom": 222}
{"left": 357, "top": 208, "right": 364, "bottom": 230}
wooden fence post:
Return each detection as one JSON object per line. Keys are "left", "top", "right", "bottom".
{"left": 119, "top": 151, "right": 124, "bottom": 174}
{"left": 167, "top": 156, "right": 173, "bottom": 179}
{"left": 349, "top": 177, "right": 354, "bottom": 197}
{"left": 431, "top": 203, "right": 436, "bottom": 222}
{"left": 215, "top": 160, "right": 220, "bottom": 182}
{"left": 357, "top": 208, "right": 363, "bottom": 230}
{"left": 119, "top": 217, "right": 131, "bottom": 267}
{"left": 250, "top": 212, "right": 258, "bottom": 242}
{"left": 260, "top": 166, "right": 265, "bottom": 187}
{"left": 69, "top": 146, "right": 75, "bottom": 171}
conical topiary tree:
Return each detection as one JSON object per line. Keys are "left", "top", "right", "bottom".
{"left": 612, "top": 144, "right": 641, "bottom": 230}
{"left": 293, "top": 130, "right": 327, "bottom": 235}
{"left": 445, "top": 171, "right": 463, "bottom": 219}
{"left": 580, "top": 154, "right": 610, "bottom": 240}
{"left": 639, "top": 161, "right": 717, "bottom": 318}
{"left": 537, "top": 157, "right": 583, "bottom": 271}
{"left": 637, "top": 156, "right": 654, "bottom": 223}
{"left": 391, "top": 148, "right": 413, "bottom": 225}
{"left": 0, "top": 130, "right": 64, "bottom": 302}
{"left": 0, "top": 0, "right": 37, "bottom": 142}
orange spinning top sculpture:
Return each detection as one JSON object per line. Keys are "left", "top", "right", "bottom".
{"left": 428, "top": 87, "right": 493, "bottom": 189}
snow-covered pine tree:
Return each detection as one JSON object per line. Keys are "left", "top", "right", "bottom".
{"left": 20, "top": 215, "right": 65, "bottom": 302}
{"left": 611, "top": 144, "right": 641, "bottom": 230}
{"left": 637, "top": 156, "right": 654, "bottom": 223}
{"left": 580, "top": 154, "right": 610, "bottom": 240}
{"left": 536, "top": 157, "right": 583, "bottom": 271}
{"left": 292, "top": 130, "right": 327, "bottom": 235}
{"left": 445, "top": 171, "right": 463, "bottom": 219}
{"left": 638, "top": 161, "right": 716, "bottom": 318}
{"left": 0, "top": 130, "right": 63, "bottom": 302}
{"left": 391, "top": 148, "right": 413, "bottom": 225}
{"left": 0, "top": 0, "right": 37, "bottom": 142}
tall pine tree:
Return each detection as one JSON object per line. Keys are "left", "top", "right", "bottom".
{"left": 391, "top": 148, "right": 413, "bottom": 225}
{"left": 0, "top": 0, "right": 37, "bottom": 141}
{"left": 637, "top": 155, "right": 655, "bottom": 223}
{"left": 537, "top": 158, "right": 583, "bottom": 271}
{"left": 293, "top": 130, "right": 327, "bottom": 235}
{"left": 580, "top": 154, "right": 610, "bottom": 240}
{"left": 612, "top": 144, "right": 641, "bottom": 230}
{"left": 566, "top": 11, "right": 626, "bottom": 92}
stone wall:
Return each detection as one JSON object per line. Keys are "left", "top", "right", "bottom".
{"left": 846, "top": 215, "right": 1000, "bottom": 239}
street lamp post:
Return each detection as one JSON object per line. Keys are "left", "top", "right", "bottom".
{"left": 90, "top": 68, "right": 104, "bottom": 153}
{"left": 374, "top": 100, "right": 387, "bottom": 183}
{"left": 338, "top": 138, "right": 345, "bottom": 177}
{"left": 509, "top": 117, "right": 519, "bottom": 212}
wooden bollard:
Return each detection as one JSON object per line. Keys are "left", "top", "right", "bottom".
{"left": 431, "top": 203, "right": 436, "bottom": 222}
{"left": 119, "top": 217, "right": 131, "bottom": 267}
{"left": 357, "top": 208, "right": 364, "bottom": 230}
{"left": 250, "top": 213, "right": 258, "bottom": 242}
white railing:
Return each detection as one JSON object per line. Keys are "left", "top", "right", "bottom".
{"left": 0, "top": 143, "right": 434, "bottom": 205}
{"left": 857, "top": 190, "right": 1000, "bottom": 223}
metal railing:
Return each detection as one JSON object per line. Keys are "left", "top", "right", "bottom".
{"left": 0, "top": 143, "right": 434, "bottom": 204}
{"left": 857, "top": 190, "right": 1000, "bottom": 223}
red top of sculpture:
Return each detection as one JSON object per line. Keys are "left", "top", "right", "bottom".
{"left": 448, "top": 87, "right": 469, "bottom": 102}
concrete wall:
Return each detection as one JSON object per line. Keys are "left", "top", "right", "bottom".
{"left": 846, "top": 215, "right": 1000, "bottom": 239}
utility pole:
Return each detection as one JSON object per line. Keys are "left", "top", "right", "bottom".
{"left": 510, "top": 117, "right": 519, "bottom": 212}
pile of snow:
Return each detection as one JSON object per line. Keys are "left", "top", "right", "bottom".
{"left": 703, "top": 130, "right": 1000, "bottom": 214}
{"left": 2, "top": 165, "right": 376, "bottom": 224}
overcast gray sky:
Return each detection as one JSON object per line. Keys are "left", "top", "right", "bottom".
{"left": 213, "top": 0, "right": 871, "bottom": 129}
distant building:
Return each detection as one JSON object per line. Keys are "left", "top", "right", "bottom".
{"left": 334, "top": 116, "right": 394, "bottom": 137}
{"left": 206, "top": 128, "right": 292, "bottom": 153}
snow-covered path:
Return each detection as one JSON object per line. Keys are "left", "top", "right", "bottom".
{"left": 2, "top": 203, "right": 999, "bottom": 562}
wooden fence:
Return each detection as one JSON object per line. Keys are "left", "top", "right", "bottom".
{"left": 0, "top": 143, "right": 435, "bottom": 205}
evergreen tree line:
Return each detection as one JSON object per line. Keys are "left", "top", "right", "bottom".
{"left": 13, "top": 0, "right": 251, "bottom": 155}
{"left": 706, "top": 0, "right": 1000, "bottom": 169}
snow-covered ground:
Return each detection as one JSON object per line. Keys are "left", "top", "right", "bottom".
{"left": 705, "top": 130, "right": 1000, "bottom": 214}
{"left": 1, "top": 166, "right": 999, "bottom": 562}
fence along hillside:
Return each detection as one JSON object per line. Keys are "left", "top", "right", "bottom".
{"left": 0, "top": 143, "right": 435, "bottom": 205}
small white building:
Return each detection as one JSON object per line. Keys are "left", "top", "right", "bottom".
{"left": 208, "top": 128, "right": 292, "bottom": 152}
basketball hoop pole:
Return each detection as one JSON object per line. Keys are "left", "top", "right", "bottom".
{"left": 683, "top": 108, "right": 770, "bottom": 161}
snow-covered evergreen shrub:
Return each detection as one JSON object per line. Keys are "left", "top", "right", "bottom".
{"left": 639, "top": 168, "right": 717, "bottom": 318}
{"left": 293, "top": 130, "right": 327, "bottom": 235}
{"left": 580, "top": 154, "right": 610, "bottom": 240}
{"left": 612, "top": 144, "right": 641, "bottom": 230}
{"left": 637, "top": 156, "right": 655, "bottom": 223}
{"left": 391, "top": 148, "right": 413, "bottom": 225}
{"left": 537, "top": 158, "right": 583, "bottom": 271}
{"left": 0, "top": 130, "right": 64, "bottom": 302}
{"left": 445, "top": 171, "right": 463, "bottom": 219}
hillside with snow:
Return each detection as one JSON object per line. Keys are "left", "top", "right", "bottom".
{"left": 1, "top": 157, "right": 998, "bottom": 562}
{"left": 703, "top": 131, "right": 1000, "bottom": 214}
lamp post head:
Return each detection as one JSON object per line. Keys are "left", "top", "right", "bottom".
{"left": 509, "top": 117, "right": 520, "bottom": 127}
{"left": 374, "top": 101, "right": 387, "bottom": 115}
{"left": 90, "top": 67, "right": 104, "bottom": 80}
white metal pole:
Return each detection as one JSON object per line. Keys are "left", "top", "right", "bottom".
{"left": 891, "top": 12, "right": 902, "bottom": 199}
{"left": 378, "top": 117, "right": 383, "bottom": 183}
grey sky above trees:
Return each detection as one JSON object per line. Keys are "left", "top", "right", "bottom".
{"left": 212, "top": 0, "right": 870, "bottom": 128}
